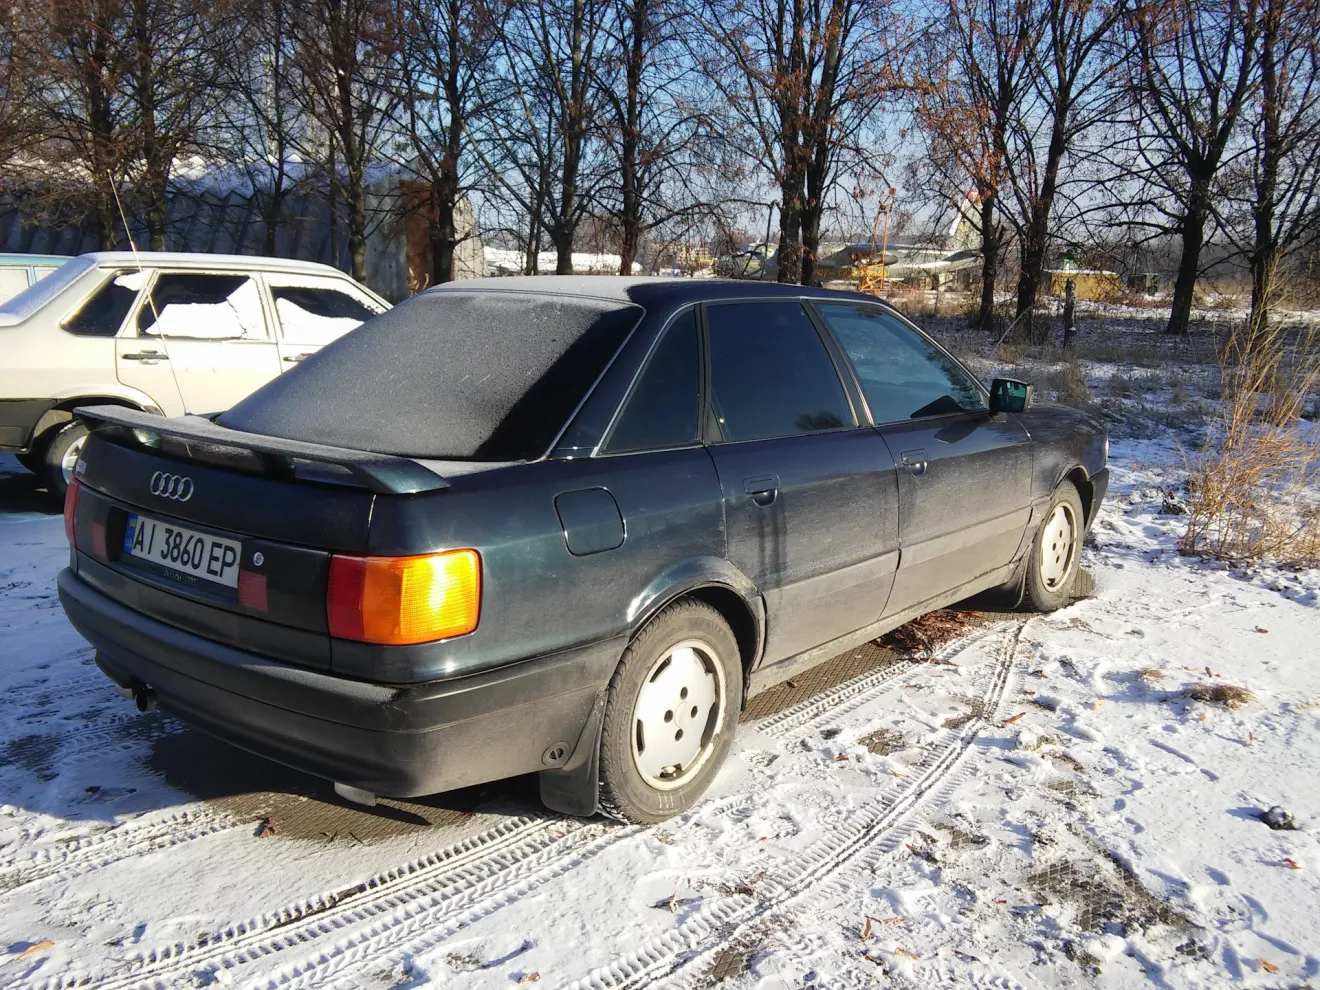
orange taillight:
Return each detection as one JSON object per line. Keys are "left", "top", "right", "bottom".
{"left": 327, "top": 550, "right": 481, "bottom": 645}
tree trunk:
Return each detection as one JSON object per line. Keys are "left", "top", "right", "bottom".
{"left": 776, "top": 171, "right": 804, "bottom": 284}
{"left": 1167, "top": 183, "right": 1211, "bottom": 336}
{"left": 800, "top": 204, "right": 821, "bottom": 286}
{"left": 1014, "top": 123, "right": 1066, "bottom": 344}
{"left": 1249, "top": 0, "right": 1281, "bottom": 341}
{"left": 975, "top": 193, "right": 998, "bottom": 332}
{"left": 617, "top": 0, "right": 644, "bottom": 276}
{"left": 431, "top": 181, "right": 457, "bottom": 285}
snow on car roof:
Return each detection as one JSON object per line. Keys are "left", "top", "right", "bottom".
{"left": 81, "top": 251, "right": 352, "bottom": 276}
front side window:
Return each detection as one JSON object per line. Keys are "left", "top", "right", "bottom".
{"left": 605, "top": 309, "right": 700, "bottom": 453}
{"left": 267, "top": 273, "right": 381, "bottom": 346}
{"left": 815, "top": 303, "right": 984, "bottom": 423}
{"left": 706, "top": 301, "right": 854, "bottom": 443}
{"left": 62, "top": 270, "right": 140, "bottom": 337}
{"left": 139, "top": 273, "right": 267, "bottom": 340}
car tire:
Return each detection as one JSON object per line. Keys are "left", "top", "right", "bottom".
{"left": 42, "top": 421, "right": 88, "bottom": 499}
{"left": 1022, "top": 480, "right": 1085, "bottom": 612}
{"left": 598, "top": 599, "right": 743, "bottom": 824}
{"left": 15, "top": 449, "right": 42, "bottom": 474}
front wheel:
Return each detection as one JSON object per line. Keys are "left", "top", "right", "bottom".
{"left": 1022, "top": 480, "right": 1084, "bottom": 612}
{"left": 598, "top": 599, "right": 742, "bottom": 824}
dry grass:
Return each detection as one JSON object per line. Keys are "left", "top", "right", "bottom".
{"left": 1136, "top": 668, "right": 1166, "bottom": 682}
{"left": 880, "top": 609, "right": 983, "bottom": 658}
{"left": 1051, "top": 361, "right": 1093, "bottom": 407}
{"left": 1186, "top": 682, "right": 1255, "bottom": 709}
{"left": 1180, "top": 317, "right": 1320, "bottom": 566}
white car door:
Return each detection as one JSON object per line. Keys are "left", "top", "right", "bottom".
{"left": 264, "top": 272, "right": 385, "bottom": 368}
{"left": 134, "top": 271, "right": 282, "bottom": 415}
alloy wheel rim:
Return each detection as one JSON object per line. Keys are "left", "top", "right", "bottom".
{"left": 60, "top": 434, "right": 86, "bottom": 486}
{"left": 1039, "top": 502, "right": 1078, "bottom": 590}
{"left": 631, "top": 639, "right": 725, "bottom": 790}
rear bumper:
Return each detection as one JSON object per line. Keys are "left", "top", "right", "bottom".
{"left": 58, "top": 567, "right": 622, "bottom": 797}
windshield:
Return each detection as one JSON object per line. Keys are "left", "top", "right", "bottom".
{"left": 0, "top": 258, "right": 95, "bottom": 327}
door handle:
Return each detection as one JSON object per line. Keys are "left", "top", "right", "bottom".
{"left": 121, "top": 351, "right": 165, "bottom": 363}
{"left": 743, "top": 474, "right": 779, "bottom": 506}
{"left": 901, "top": 449, "right": 929, "bottom": 476}
{"left": 282, "top": 353, "right": 307, "bottom": 363}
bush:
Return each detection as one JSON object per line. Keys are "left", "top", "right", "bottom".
{"left": 1180, "top": 319, "right": 1320, "bottom": 566}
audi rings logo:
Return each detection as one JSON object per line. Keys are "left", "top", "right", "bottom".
{"left": 149, "top": 471, "right": 194, "bottom": 502}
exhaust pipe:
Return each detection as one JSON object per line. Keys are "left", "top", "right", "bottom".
{"left": 133, "top": 684, "right": 158, "bottom": 712}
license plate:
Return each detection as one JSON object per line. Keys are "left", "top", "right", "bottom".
{"left": 122, "top": 513, "right": 242, "bottom": 589}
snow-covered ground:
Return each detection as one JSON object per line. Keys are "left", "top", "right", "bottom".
{"left": 2, "top": 433, "right": 1318, "bottom": 988}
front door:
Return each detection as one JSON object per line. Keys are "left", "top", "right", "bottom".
{"left": 812, "top": 301, "right": 1031, "bottom": 617}
{"left": 132, "top": 272, "right": 281, "bottom": 415}
{"left": 702, "top": 300, "right": 901, "bottom": 665}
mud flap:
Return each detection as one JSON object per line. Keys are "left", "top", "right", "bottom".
{"left": 538, "top": 688, "right": 607, "bottom": 817}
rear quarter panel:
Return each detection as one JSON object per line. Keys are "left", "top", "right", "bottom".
{"left": 359, "top": 447, "right": 727, "bottom": 682}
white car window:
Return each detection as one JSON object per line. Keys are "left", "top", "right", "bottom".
{"left": 266, "top": 273, "right": 382, "bottom": 347}
{"left": 139, "top": 273, "right": 267, "bottom": 340}
{"left": 0, "top": 268, "right": 30, "bottom": 301}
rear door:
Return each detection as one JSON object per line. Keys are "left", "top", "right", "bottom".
{"left": 812, "top": 301, "right": 1031, "bottom": 616}
{"left": 132, "top": 271, "right": 281, "bottom": 415}
{"left": 264, "top": 272, "right": 385, "bottom": 368}
{"left": 702, "top": 300, "right": 901, "bottom": 665}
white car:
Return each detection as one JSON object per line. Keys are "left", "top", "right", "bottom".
{"left": 0, "top": 252, "right": 390, "bottom": 496}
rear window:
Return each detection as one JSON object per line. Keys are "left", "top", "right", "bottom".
{"left": 63, "top": 270, "right": 141, "bottom": 337}
{"left": 221, "top": 290, "right": 641, "bottom": 461}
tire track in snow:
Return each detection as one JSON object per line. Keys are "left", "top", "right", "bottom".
{"left": 29, "top": 620, "right": 1019, "bottom": 990}
{"left": 0, "top": 806, "right": 245, "bottom": 897}
{"left": 564, "top": 620, "right": 1026, "bottom": 990}
{"left": 265, "top": 623, "right": 1022, "bottom": 990}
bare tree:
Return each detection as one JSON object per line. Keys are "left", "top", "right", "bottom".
{"left": 219, "top": 0, "right": 311, "bottom": 255}
{"left": 914, "top": 0, "right": 1038, "bottom": 329}
{"left": 293, "top": 0, "right": 396, "bottom": 279}
{"left": 1007, "top": 0, "right": 1126, "bottom": 342}
{"left": 20, "top": 0, "right": 135, "bottom": 247}
{"left": 1217, "top": 0, "right": 1320, "bottom": 337}
{"left": 593, "top": 0, "right": 727, "bottom": 274}
{"left": 694, "top": 0, "right": 905, "bottom": 284}
{"left": 1122, "top": 0, "right": 1261, "bottom": 335}
{"left": 124, "top": 0, "right": 232, "bottom": 248}
{"left": 391, "top": 0, "right": 504, "bottom": 283}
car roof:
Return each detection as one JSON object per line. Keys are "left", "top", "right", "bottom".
{"left": 0, "top": 253, "right": 73, "bottom": 266}
{"left": 80, "top": 251, "right": 352, "bottom": 277}
{"left": 436, "top": 274, "right": 895, "bottom": 310}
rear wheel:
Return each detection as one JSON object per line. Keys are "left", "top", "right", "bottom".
{"left": 598, "top": 599, "right": 742, "bottom": 824}
{"left": 1022, "top": 480, "right": 1084, "bottom": 612}
{"left": 41, "top": 421, "right": 88, "bottom": 499}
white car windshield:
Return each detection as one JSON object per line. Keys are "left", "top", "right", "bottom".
{"left": 0, "top": 257, "right": 95, "bottom": 327}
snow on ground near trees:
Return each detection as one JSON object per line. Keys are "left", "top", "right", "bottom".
{"left": 0, "top": 440, "right": 1318, "bottom": 989}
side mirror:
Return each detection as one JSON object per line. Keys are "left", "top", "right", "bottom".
{"left": 990, "top": 378, "right": 1033, "bottom": 414}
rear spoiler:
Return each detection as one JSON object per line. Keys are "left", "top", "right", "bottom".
{"left": 74, "top": 405, "right": 450, "bottom": 495}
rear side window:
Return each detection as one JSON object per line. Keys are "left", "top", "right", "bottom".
{"left": 706, "top": 301, "right": 853, "bottom": 442}
{"left": 815, "top": 303, "right": 984, "bottom": 422}
{"left": 267, "top": 273, "right": 381, "bottom": 346}
{"left": 605, "top": 309, "right": 700, "bottom": 453}
{"left": 139, "top": 273, "right": 267, "bottom": 340}
{"left": 0, "top": 268, "right": 29, "bottom": 300}
{"left": 63, "top": 270, "right": 140, "bottom": 337}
